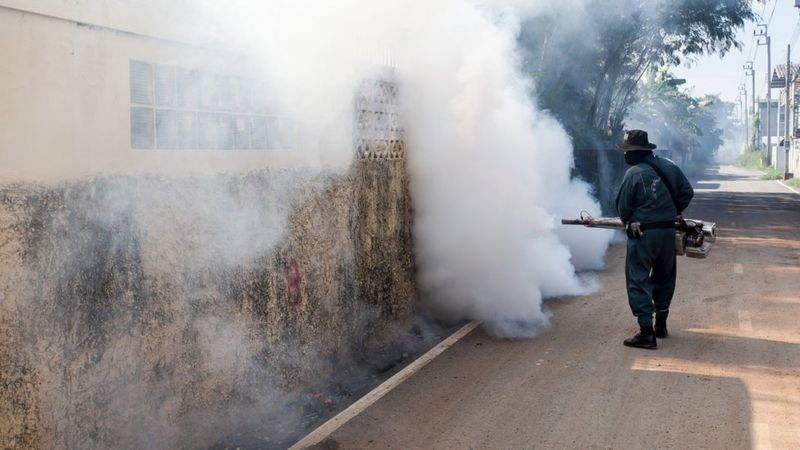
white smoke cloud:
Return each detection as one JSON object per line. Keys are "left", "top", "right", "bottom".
{"left": 396, "top": 3, "right": 612, "bottom": 337}
{"left": 192, "top": 0, "right": 614, "bottom": 337}
{"left": 1, "top": 2, "right": 619, "bottom": 446}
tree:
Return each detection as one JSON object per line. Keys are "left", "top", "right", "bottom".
{"left": 519, "top": 0, "right": 755, "bottom": 147}
{"left": 628, "top": 69, "right": 731, "bottom": 172}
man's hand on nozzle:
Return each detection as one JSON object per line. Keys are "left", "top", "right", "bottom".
{"left": 626, "top": 222, "right": 644, "bottom": 239}
{"left": 676, "top": 215, "right": 686, "bottom": 228}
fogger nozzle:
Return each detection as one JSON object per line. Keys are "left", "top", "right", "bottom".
{"left": 561, "top": 215, "right": 717, "bottom": 258}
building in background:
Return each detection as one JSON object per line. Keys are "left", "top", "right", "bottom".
{"left": 0, "top": 0, "right": 295, "bottom": 183}
{"left": 771, "top": 63, "right": 800, "bottom": 176}
{"left": 756, "top": 98, "right": 780, "bottom": 161}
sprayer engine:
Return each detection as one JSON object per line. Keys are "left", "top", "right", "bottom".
{"left": 561, "top": 213, "right": 716, "bottom": 259}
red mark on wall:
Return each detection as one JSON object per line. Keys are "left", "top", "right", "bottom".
{"left": 285, "top": 260, "right": 303, "bottom": 309}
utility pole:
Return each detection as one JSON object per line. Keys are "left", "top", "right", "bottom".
{"left": 790, "top": 0, "right": 800, "bottom": 178}
{"left": 736, "top": 94, "right": 744, "bottom": 124}
{"left": 756, "top": 24, "right": 772, "bottom": 165}
{"left": 740, "top": 83, "right": 749, "bottom": 151}
{"left": 785, "top": 44, "right": 791, "bottom": 179}
{"left": 745, "top": 61, "right": 755, "bottom": 150}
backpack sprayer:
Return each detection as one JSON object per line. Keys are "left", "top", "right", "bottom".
{"left": 561, "top": 211, "right": 716, "bottom": 259}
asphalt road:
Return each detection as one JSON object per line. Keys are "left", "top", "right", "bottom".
{"left": 309, "top": 166, "right": 800, "bottom": 450}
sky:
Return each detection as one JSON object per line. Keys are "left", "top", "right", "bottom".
{"left": 672, "top": 0, "right": 800, "bottom": 104}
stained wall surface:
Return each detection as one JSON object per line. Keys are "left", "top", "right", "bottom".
{"left": 0, "top": 3, "right": 418, "bottom": 448}
{"left": 0, "top": 159, "right": 417, "bottom": 449}
{"left": 0, "top": 4, "right": 300, "bottom": 183}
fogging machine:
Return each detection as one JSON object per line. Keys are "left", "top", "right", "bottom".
{"left": 561, "top": 213, "right": 716, "bottom": 259}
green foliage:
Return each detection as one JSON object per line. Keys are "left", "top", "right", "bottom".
{"left": 736, "top": 149, "right": 767, "bottom": 169}
{"left": 519, "top": 0, "right": 755, "bottom": 143}
{"left": 761, "top": 166, "right": 784, "bottom": 180}
{"left": 737, "top": 152, "right": 788, "bottom": 182}
{"left": 657, "top": 0, "right": 756, "bottom": 61}
{"left": 751, "top": 114, "right": 762, "bottom": 152}
{"left": 628, "top": 69, "right": 731, "bottom": 173}
{"left": 786, "top": 177, "right": 800, "bottom": 188}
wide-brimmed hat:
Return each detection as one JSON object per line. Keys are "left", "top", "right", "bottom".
{"left": 617, "top": 129, "right": 657, "bottom": 151}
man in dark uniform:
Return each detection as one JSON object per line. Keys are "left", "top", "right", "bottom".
{"left": 616, "top": 130, "right": 694, "bottom": 349}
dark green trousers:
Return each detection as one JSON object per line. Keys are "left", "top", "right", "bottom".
{"left": 625, "top": 228, "right": 676, "bottom": 327}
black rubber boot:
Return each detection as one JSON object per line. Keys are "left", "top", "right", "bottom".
{"left": 655, "top": 310, "right": 669, "bottom": 339}
{"left": 624, "top": 326, "right": 657, "bottom": 349}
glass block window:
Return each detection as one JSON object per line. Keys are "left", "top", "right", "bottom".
{"left": 154, "top": 64, "right": 176, "bottom": 107}
{"left": 251, "top": 116, "right": 268, "bottom": 148}
{"left": 234, "top": 116, "right": 252, "bottom": 149}
{"left": 176, "top": 68, "right": 199, "bottom": 109}
{"left": 130, "top": 107, "right": 154, "bottom": 149}
{"left": 217, "top": 114, "right": 235, "bottom": 150}
{"left": 198, "top": 112, "right": 218, "bottom": 149}
{"left": 129, "top": 60, "right": 291, "bottom": 150}
{"left": 177, "top": 112, "right": 198, "bottom": 149}
{"left": 130, "top": 61, "right": 153, "bottom": 105}
{"left": 155, "top": 109, "right": 178, "bottom": 149}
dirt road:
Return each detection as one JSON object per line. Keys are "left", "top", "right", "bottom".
{"left": 310, "top": 166, "right": 800, "bottom": 449}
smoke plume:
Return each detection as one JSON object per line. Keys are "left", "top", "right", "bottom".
{"left": 187, "top": 0, "right": 614, "bottom": 338}
{"left": 0, "top": 1, "right": 620, "bottom": 447}
{"left": 397, "top": 3, "right": 611, "bottom": 336}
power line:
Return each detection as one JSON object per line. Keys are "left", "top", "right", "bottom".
{"left": 766, "top": 0, "right": 778, "bottom": 28}
{"left": 731, "top": 0, "right": 770, "bottom": 105}
{"left": 747, "top": 29, "right": 758, "bottom": 60}
{"left": 743, "top": 1, "right": 769, "bottom": 71}
{"left": 746, "top": 1, "right": 774, "bottom": 99}
{"left": 791, "top": 16, "right": 800, "bottom": 50}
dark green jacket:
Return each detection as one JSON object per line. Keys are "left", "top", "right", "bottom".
{"left": 616, "top": 154, "right": 694, "bottom": 224}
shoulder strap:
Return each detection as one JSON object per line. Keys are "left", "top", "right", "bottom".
{"left": 640, "top": 159, "right": 679, "bottom": 212}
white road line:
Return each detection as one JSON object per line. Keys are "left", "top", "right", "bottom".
{"left": 733, "top": 263, "right": 744, "bottom": 274}
{"left": 752, "top": 422, "right": 773, "bottom": 450}
{"left": 289, "top": 321, "right": 481, "bottom": 449}
{"left": 776, "top": 179, "right": 800, "bottom": 195}
{"left": 738, "top": 310, "right": 753, "bottom": 332}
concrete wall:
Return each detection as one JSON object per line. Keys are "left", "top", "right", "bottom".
{"left": 0, "top": 159, "right": 417, "bottom": 449}
{"left": 2, "top": 4, "right": 420, "bottom": 448}
{"left": 0, "top": 0, "right": 211, "bottom": 44}
{"left": 0, "top": 5, "right": 301, "bottom": 183}
{"left": 790, "top": 145, "right": 800, "bottom": 176}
